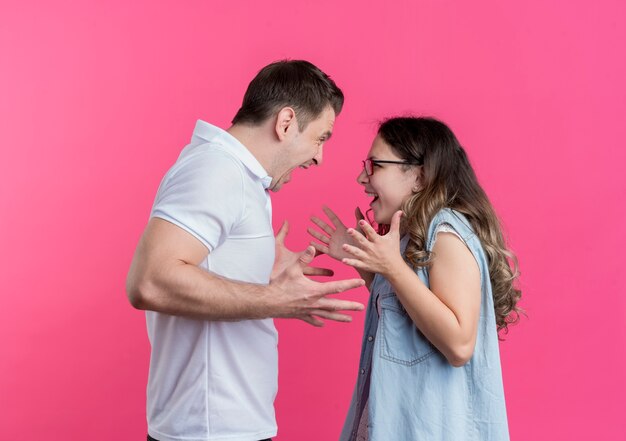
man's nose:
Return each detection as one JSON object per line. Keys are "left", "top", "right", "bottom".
{"left": 312, "top": 146, "right": 323, "bottom": 166}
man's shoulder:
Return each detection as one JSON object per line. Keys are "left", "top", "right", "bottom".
{"left": 174, "top": 142, "right": 246, "bottom": 178}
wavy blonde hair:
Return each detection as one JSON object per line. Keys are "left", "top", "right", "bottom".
{"left": 377, "top": 117, "right": 522, "bottom": 334}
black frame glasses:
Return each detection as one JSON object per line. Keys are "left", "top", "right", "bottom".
{"left": 361, "top": 158, "right": 422, "bottom": 176}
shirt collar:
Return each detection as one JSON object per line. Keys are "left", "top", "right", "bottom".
{"left": 191, "top": 120, "right": 273, "bottom": 189}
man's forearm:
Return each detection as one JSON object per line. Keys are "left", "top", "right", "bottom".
{"left": 128, "top": 261, "right": 272, "bottom": 320}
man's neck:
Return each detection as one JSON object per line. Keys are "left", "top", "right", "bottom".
{"left": 227, "top": 123, "right": 276, "bottom": 176}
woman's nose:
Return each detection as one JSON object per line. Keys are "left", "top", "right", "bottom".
{"left": 357, "top": 168, "right": 368, "bottom": 185}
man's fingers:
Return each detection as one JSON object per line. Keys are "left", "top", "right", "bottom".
{"left": 298, "top": 246, "right": 316, "bottom": 267}
{"left": 322, "top": 206, "right": 345, "bottom": 229}
{"left": 275, "top": 220, "right": 289, "bottom": 244}
{"left": 316, "top": 279, "right": 366, "bottom": 297}
{"left": 316, "top": 297, "right": 364, "bottom": 312}
{"left": 299, "top": 315, "right": 325, "bottom": 327}
{"left": 307, "top": 227, "right": 330, "bottom": 244}
{"left": 303, "top": 266, "right": 334, "bottom": 277}
{"left": 309, "top": 309, "right": 353, "bottom": 323}
{"left": 310, "top": 216, "right": 334, "bottom": 235}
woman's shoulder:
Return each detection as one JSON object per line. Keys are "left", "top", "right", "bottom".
{"left": 428, "top": 208, "right": 470, "bottom": 229}
{"left": 426, "top": 208, "right": 475, "bottom": 245}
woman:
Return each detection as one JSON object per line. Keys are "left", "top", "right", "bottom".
{"left": 308, "top": 117, "right": 521, "bottom": 440}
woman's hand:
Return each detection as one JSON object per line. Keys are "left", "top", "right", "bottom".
{"left": 307, "top": 206, "right": 366, "bottom": 262}
{"left": 341, "top": 210, "right": 405, "bottom": 277}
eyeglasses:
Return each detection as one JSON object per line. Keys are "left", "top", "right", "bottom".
{"left": 361, "top": 158, "right": 422, "bottom": 176}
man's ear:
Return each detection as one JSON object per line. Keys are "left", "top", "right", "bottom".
{"left": 274, "top": 107, "right": 297, "bottom": 141}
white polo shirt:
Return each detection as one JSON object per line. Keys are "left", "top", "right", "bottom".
{"left": 146, "top": 121, "right": 277, "bottom": 441}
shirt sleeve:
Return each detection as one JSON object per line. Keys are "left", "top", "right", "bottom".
{"left": 435, "top": 223, "right": 465, "bottom": 242}
{"left": 150, "top": 149, "right": 245, "bottom": 252}
{"left": 431, "top": 222, "right": 470, "bottom": 251}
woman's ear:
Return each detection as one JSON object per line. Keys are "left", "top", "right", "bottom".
{"left": 274, "top": 107, "right": 296, "bottom": 141}
{"left": 412, "top": 167, "right": 423, "bottom": 193}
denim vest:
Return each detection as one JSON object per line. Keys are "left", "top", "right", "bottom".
{"left": 340, "top": 209, "right": 509, "bottom": 441}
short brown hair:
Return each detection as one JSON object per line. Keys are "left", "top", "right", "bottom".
{"left": 232, "top": 60, "right": 344, "bottom": 130}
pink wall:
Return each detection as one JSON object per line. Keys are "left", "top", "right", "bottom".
{"left": 1, "top": 0, "right": 625, "bottom": 439}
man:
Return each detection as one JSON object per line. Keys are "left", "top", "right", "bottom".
{"left": 126, "top": 60, "right": 365, "bottom": 441}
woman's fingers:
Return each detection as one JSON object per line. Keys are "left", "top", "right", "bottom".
{"left": 347, "top": 228, "right": 371, "bottom": 248}
{"left": 342, "top": 243, "right": 367, "bottom": 259}
{"left": 310, "top": 216, "right": 334, "bottom": 235}
{"left": 307, "top": 226, "right": 330, "bottom": 244}
{"left": 354, "top": 206, "right": 365, "bottom": 222}
{"left": 341, "top": 257, "right": 368, "bottom": 270}
{"left": 323, "top": 206, "right": 346, "bottom": 229}
{"left": 310, "top": 241, "right": 330, "bottom": 256}
{"left": 358, "top": 220, "right": 379, "bottom": 241}
{"left": 389, "top": 210, "right": 403, "bottom": 235}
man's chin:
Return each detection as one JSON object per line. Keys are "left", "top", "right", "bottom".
{"left": 270, "top": 175, "right": 292, "bottom": 192}
{"left": 270, "top": 181, "right": 286, "bottom": 192}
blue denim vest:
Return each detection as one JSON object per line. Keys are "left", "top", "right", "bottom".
{"left": 340, "top": 209, "right": 509, "bottom": 441}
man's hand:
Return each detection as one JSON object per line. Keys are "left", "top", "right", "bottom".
{"left": 272, "top": 220, "right": 334, "bottom": 279}
{"left": 269, "top": 245, "right": 365, "bottom": 326}
{"left": 270, "top": 220, "right": 365, "bottom": 327}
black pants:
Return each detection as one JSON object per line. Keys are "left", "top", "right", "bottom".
{"left": 148, "top": 436, "right": 271, "bottom": 441}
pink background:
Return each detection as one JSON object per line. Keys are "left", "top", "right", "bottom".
{"left": 1, "top": 0, "right": 625, "bottom": 439}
